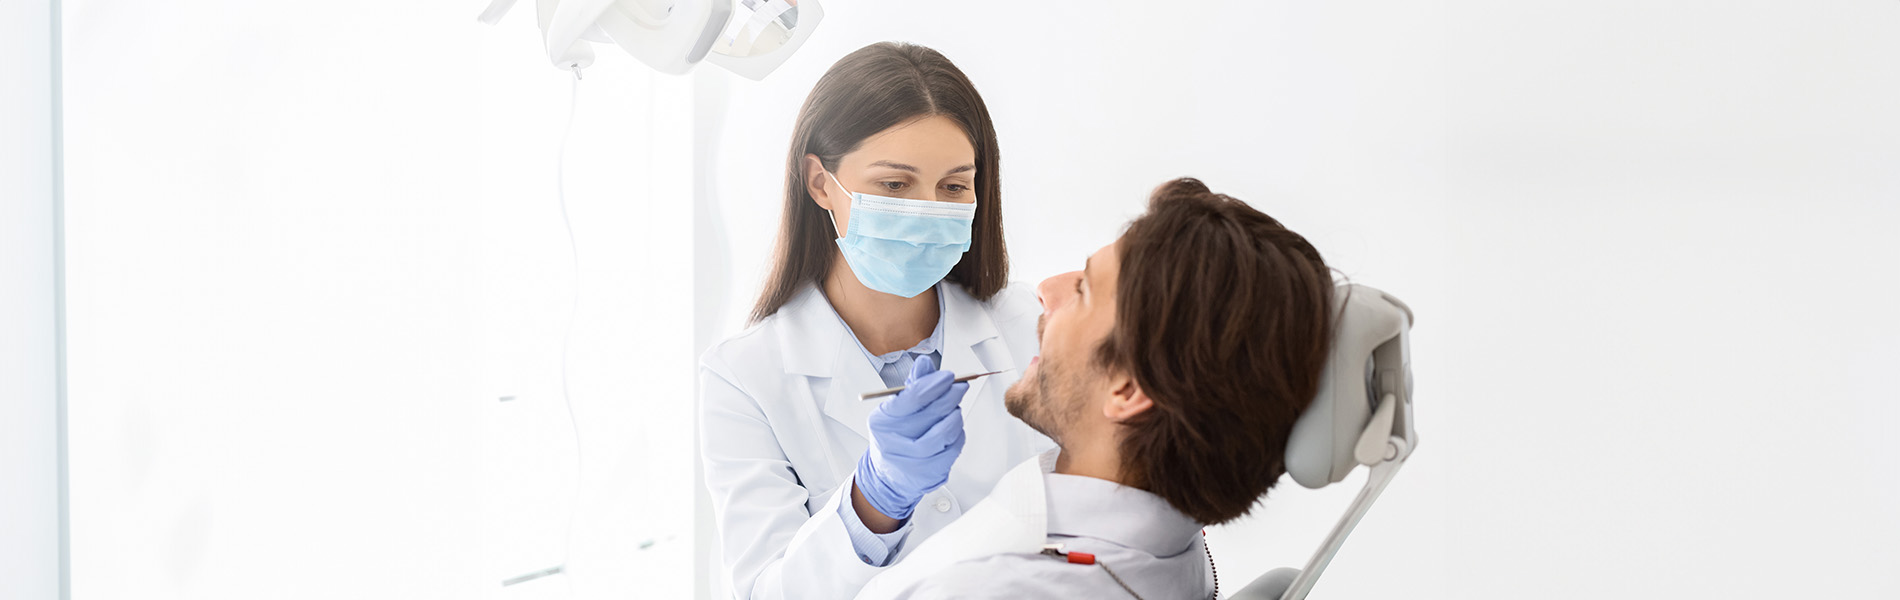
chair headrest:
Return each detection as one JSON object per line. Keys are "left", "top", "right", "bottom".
{"left": 1285, "top": 284, "right": 1415, "bottom": 489}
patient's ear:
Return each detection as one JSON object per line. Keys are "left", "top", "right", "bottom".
{"left": 1104, "top": 372, "right": 1154, "bottom": 422}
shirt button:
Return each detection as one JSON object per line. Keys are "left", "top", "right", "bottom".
{"left": 934, "top": 498, "right": 952, "bottom": 513}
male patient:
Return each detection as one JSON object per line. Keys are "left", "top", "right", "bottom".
{"left": 859, "top": 177, "right": 1337, "bottom": 599}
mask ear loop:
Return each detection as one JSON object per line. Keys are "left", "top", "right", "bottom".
{"left": 822, "top": 171, "right": 850, "bottom": 240}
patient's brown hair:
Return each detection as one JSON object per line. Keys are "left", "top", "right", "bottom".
{"left": 1099, "top": 178, "right": 1335, "bottom": 525}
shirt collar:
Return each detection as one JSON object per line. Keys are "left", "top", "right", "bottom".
{"left": 1041, "top": 469, "right": 1204, "bottom": 558}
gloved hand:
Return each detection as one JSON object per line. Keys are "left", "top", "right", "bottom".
{"left": 854, "top": 356, "right": 969, "bottom": 521}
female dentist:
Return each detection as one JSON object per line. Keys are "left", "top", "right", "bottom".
{"left": 699, "top": 42, "right": 1052, "bottom": 600}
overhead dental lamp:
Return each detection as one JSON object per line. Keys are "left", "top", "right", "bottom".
{"left": 478, "top": 0, "right": 823, "bottom": 80}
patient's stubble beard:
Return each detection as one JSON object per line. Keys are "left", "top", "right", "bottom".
{"left": 1004, "top": 349, "right": 1090, "bottom": 446}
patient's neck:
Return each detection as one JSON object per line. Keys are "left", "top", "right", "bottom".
{"left": 1051, "top": 433, "right": 1126, "bottom": 485}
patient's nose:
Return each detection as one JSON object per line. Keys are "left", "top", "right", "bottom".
{"left": 1036, "top": 272, "right": 1079, "bottom": 314}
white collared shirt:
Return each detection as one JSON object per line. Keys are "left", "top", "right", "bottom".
{"left": 878, "top": 465, "right": 1215, "bottom": 600}
{"left": 836, "top": 281, "right": 949, "bottom": 390}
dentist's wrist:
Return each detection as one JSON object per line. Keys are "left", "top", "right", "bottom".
{"left": 850, "top": 478, "right": 907, "bottom": 534}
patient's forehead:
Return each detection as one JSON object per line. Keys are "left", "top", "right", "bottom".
{"left": 1086, "top": 240, "right": 1121, "bottom": 297}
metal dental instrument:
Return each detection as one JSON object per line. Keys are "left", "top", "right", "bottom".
{"left": 859, "top": 371, "right": 1006, "bottom": 401}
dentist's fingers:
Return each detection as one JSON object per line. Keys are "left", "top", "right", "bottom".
{"left": 907, "top": 379, "right": 968, "bottom": 424}
{"left": 913, "top": 407, "right": 966, "bottom": 454}
{"left": 879, "top": 369, "right": 955, "bottom": 417}
{"left": 940, "top": 423, "right": 967, "bottom": 457}
{"left": 906, "top": 355, "right": 939, "bottom": 383}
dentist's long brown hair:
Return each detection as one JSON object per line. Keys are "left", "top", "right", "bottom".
{"left": 750, "top": 42, "right": 1008, "bottom": 323}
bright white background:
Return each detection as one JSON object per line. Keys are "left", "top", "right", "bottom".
{"left": 43, "top": 1, "right": 1900, "bottom": 600}
{"left": 1437, "top": 3, "right": 1900, "bottom": 596}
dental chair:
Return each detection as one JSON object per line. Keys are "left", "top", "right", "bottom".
{"left": 1229, "top": 284, "right": 1417, "bottom": 600}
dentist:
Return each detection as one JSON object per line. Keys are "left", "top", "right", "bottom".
{"left": 699, "top": 42, "right": 1052, "bottom": 600}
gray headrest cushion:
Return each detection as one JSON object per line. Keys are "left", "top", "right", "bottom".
{"left": 1285, "top": 284, "right": 1413, "bottom": 489}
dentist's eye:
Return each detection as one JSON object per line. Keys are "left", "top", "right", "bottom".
{"left": 943, "top": 184, "right": 969, "bottom": 194}
{"left": 880, "top": 181, "right": 906, "bottom": 193}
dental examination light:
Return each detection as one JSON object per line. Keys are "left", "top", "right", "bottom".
{"left": 477, "top": 1, "right": 826, "bottom": 590}
{"left": 478, "top": 0, "right": 823, "bottom": 80}
{"left": 1230, "top": 284, "right": 1418, "bottom": 600}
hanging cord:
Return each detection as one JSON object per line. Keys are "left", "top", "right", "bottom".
{"left": 492, "top": 54, "right": 588, "bottom": 600}
{"left": 1204, "top": 530, "right": 1219, "bottom": 599}
{"left": 1098, "top": 561, "right": 1143, "bottom": 599}
{"left": 557, "top": 69, "right": 584, "bottom": 595}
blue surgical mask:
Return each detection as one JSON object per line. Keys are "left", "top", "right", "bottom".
{"left": 824, "top": 171, "right": 977, "bottom": 298}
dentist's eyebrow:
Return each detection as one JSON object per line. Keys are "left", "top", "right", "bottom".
{"left": 944, "top": 164, "right": 976, "bottom": 175}
{"left": 867, "top": 160, "right": 919, "bottom": 173}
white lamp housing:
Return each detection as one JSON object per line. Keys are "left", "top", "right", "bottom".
{"left": 480, "top": 0, "right": 821, "bottom": 80}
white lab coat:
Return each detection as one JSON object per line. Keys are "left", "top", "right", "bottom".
{"left": 699, "top": 282, "right": 1054, "bottom": 600}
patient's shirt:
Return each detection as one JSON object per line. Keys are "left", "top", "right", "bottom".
{"left": 886, "top": 471, "right": 1216, "bottom": 599}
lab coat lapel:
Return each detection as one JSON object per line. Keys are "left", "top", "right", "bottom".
{"left": 939, "top": 285, "right": 1008, "bottom": 405}
{"left": 814, "top": 284, "right": 1009, "bottom": 445}
{"left": 821, "top": 331, "right": 886, "bottom": 444}
{"left": 777, "top": 287, "right": 837, "bottom": 378}
{"left": 776, "top": 286, "right": 884, "bottom": 444}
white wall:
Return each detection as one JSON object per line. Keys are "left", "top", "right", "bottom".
{"left": 2, "top": 1, "right": 64, "bottom": 598}
{"left": 1439, "top": 2, "right": 1900, "bottom": 597}
{"left": 60, "top": 2, "right": 696, "bottom": 598}
{"left": 697, "top": 1, "right": 1900, "bottom": 598}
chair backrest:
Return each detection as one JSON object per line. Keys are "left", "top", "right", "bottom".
{"left": 1285, "top": 283, "right": 1415, "bottom": 489}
